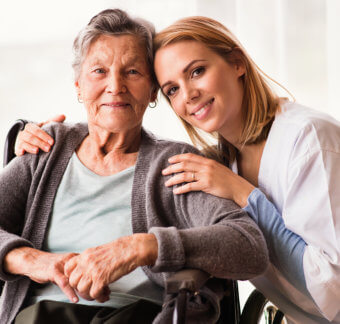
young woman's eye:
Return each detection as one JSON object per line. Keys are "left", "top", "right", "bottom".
{"left": 192, "top": 67, "right": 205, "bottom": 77}
{"left": 166, "top": 86, "right": 178, "bottom": 97}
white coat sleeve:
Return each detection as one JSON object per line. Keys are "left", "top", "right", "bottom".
{"left": 283, "top": 127, "right": 340, "bottom": 321}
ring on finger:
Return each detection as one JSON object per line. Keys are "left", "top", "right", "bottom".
{"left": 192, "top": 172, "right": 196, "bottom": 181}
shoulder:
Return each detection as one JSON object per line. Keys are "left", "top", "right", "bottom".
{"left": 270, "top": 101, "right": 340, "bottom": 157}
{"left": 36, "top": 122, "right": 88, "bottom": 162}
{"left": 41, "top": 122, "right": 88, "bottom": 140}
{"left": 140, "top": 128, "right": 200, "bottom": 165}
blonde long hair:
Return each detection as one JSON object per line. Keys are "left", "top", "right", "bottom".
{"left": 154, "top": 16, "right": 287, "bottom": 164}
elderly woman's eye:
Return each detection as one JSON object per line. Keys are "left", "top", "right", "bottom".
{"left": 127, "top": 69, "right": 139, "bottom": 75}
{"left": 192, "top": 67, "right": 205, "bottom": 77}
{"left": 94, "top": 68, "right": 106, "bottom": 74}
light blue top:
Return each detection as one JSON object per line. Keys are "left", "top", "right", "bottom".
{"left": 29, "top": 152, "right": 163, "bottom": 307}
{"left": 244, "top": 188, "right": 308, "bottom": 295}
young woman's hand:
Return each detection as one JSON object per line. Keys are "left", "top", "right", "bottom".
{"left": 64, "top": 233, "right": 158, "bottom": 303}
{"left": 162, "top": 153, "right": 254, "bottom": 208}
{"left": 15, "top": 114, "right": 66, "bottom": 156}
{"left": 4, "top": 246, "right": 79, "bottom": 303}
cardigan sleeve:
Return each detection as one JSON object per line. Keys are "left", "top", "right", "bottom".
{"left": 0, "top": 156, "right": 35, "bottom": 281}
{"left": 149, "top": 189, "right": 269, "bottom": 280}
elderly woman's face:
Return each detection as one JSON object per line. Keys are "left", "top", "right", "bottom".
{"left": 76, "top": 34, "right": 155, "bottom": 133}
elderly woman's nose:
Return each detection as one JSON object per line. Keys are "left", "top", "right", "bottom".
{"left": 106, "top": 72, "right": 126, "bottom": 94}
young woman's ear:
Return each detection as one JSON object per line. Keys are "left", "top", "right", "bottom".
{"left": 235, "top": 62, "right": 246, "bottom": 77}
{"left": 231, "top": 48, "right": 246, "bottom": 77}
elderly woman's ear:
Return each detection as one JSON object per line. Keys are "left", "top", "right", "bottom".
{"left": 75, "top": 81, "right": 82, "bottom": 102}
{"left": 150, "top": 87, "right": 158, "bottom": 103}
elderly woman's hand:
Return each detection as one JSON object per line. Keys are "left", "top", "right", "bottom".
{"left": 4, "top": 246, "right": 79, "bottom": 303}
{"left": 64, "top": 233, "right": 158, "bottom": 302}
{"left": 15, "top": 115, "right": 66, "bottom": 156}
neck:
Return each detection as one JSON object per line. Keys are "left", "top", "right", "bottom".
{"left": 218, "top": 115, "right": 244, "bottom": 150}
{"left": 87, "top": 123, "right": 142, "bottom": 155}
{"left": 236, "top": 141, "right": 266, "bottom": 187}
{"left": 76, "top": 124, "right": 142, "bottom": 176}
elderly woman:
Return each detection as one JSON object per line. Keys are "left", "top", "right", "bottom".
{"left": 0, "top": 9, "right": 268, "bottom": 324}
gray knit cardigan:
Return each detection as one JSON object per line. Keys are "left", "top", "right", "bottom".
{"left": 0, "top": 123, "right": 268, "bottom": 323}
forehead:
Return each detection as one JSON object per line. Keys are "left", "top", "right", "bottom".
{"left": 155, "top": 41, "right": 218, "bottom": 71}
{"left": 85, "top": 34, "right": 148, "bottom": 65}
{"left": 154, "top": 40, "right": 217, "bottom": 80}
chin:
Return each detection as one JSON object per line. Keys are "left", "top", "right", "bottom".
{"left": 196, "top": 122, "right": 220, "bottom": 134}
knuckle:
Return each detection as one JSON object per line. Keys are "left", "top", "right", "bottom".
{"left": 58, "top": 277, "right": 68, "bottom": 288}
{"left": 25, "top": 123, "right": 35, "bottom": 132}
{"left": 206, "top": 178, "right": 213, "bottom": 187}
{"left": 205, "top": 159, "right": 213, "bottom": 167}
{"left": 180, "top": 161, "right": 186, "bottom": 168}
{"left": 25, "top": 132, "right": 35, "bottom": 142}
{"left": 91, "top": 287, "right": 102, "bottom": 299}
{"left": 69, "top": 276, "right": 77, "bottom": 287}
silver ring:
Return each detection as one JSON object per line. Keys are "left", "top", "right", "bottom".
{"left": 192, "top": 172, "right": 195, "bottom": 181}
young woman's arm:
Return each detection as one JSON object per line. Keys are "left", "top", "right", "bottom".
{"left": 244, "top": 188, "right": 308, "bottom": 295}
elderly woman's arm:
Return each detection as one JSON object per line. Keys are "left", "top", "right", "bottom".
{"left": 0, "top": 154, "right": 78, "bottom": 303}
{"left": 149, "top": 199, "right": 269, "bottom": 279}
{"left": 4, "top": 246, "right": 79, "bottom": 302}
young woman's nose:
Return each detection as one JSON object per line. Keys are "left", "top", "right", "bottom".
{"left": 106, "top": 72, "right": 126, "bottom": 94}
{"left": 183, "top": 84, "right": 199, "bottom": 104}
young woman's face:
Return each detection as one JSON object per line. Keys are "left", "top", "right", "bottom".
{"left": 154, "top": 40, "right": 245, "bottom": 139}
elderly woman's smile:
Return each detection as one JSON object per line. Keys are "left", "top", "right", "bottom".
{"left": 76, "top": 34, "right": 156, "bottom": 134}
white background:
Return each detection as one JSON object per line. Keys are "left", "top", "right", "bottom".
{"left": 1, "top": 0, "right": 339, "bottom": 314}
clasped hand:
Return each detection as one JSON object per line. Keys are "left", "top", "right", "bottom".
{"left": 63, "top": 233, "right": 158, "bottom": 303}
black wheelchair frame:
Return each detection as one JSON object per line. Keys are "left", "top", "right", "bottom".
{"left": 2, "top": 120, "right": 285, "bottom": 324}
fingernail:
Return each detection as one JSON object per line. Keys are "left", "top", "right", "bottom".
{"left": 48, "top": 139, "right": 54, "bottom": 145}
{"left": 73, "top": 297, "right": 78, "bottom": 303}
{"left": 44, "top": 145, "right": 50, "bottom": 152}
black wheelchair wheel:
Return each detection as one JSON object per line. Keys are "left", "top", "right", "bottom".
{"left": 273, "top": 310, "right": 284, "bottom": 324}
{"left": 240, "top": 290, "right": 267, "bottom": 324}
{"left": 240, "top": 289, "right": 286, "bottom": 324}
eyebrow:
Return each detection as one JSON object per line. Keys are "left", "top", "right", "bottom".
{"left": 89, "top": 56, "right": 145, "bottom": 67}
{"left": 160, "top": 59, "right": 207, "bottom": 91}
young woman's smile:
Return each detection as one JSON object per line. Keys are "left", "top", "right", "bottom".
{"left": 154, "top": 40, "right": 245, "bottom": 140}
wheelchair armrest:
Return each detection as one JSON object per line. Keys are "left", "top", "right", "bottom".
{"left": 3, "top": 119, "right": 28, "bottom": 167}
{"left": 165, "top": 268, "right": 211, "bottom": 294}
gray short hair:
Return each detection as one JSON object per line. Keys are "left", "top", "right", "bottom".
{"left": 72, "top": 9, "right": 156, "bottom": 85}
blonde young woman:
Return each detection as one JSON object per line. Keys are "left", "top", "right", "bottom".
{"left": 153, "top": 17, "right": 340, "bottom": 324}
{"left": 15, "top": 15, "right": 340, "bottom": 324}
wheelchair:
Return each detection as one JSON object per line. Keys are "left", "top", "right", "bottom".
{"left": 2, "top": 120, "right": 286, "bottom": 324}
